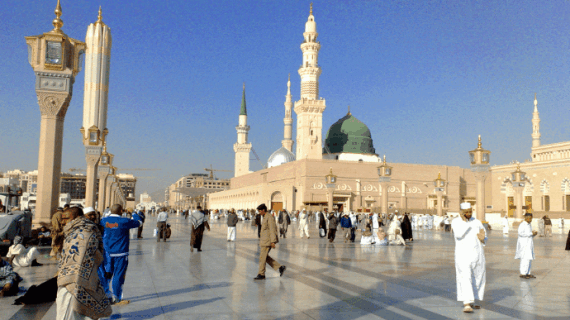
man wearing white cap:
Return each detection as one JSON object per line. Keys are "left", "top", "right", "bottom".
{"left": 451, "top": 202, "right": 487, "bottom": 313}
{"left": 515, "top": 213, "right": 537, "bottom": 279}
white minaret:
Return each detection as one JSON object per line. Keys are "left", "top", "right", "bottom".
{"left": 294, "top": 3, "right": 326, "bottom": 160}
{"left": 81, "top": 7, "right": 112, "bottom": 208}
{"left": 532, "top": 93, "right": 541, "bottom": 148}
{"left": 83, "top": 7, "right": 111, "bottom": 136}
{"left": 282, "top": 74, "right": 294, "bottom": 152}
{"left": 234, "top": 84, "right": 252, "bottom": 177}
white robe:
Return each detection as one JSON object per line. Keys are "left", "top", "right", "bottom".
{"left": 372, "top": 214, "right": 379, "bottom": 229}
{"left": 502, "top": 217, "right": 509, "bottom": 234}
{"left": 7, "top": 244, "right": 39, "bottom": 267}
{"left": 515, "top": 221, "right": 535, "bottom": 260}
{"left": 451, "top": 217, "right": 487, "bottom": 302}
{"left": 299, "top": 212, "right": 310, "bottom": 237}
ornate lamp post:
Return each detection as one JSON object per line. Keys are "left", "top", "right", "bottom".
{"left": 105, "top": 168, "right": 116, "bottom": 209}
{"left": 25, "top": 0, "right": 86, "bottom": 223}
{"left": 325, "top": 168, "right": 337, "bottom": 213}
{"left": 511, "top": 163, "right": 527, "bottom": 221}
{"left": 468, "top": 135, "right": 491, "bottom": 222}
{"left": 97, "top": 142, "right": 113, "bottom": 212}
{"left": 378, "top": 155, "right": 392, "bottom": 214}
{"left": 433, "top": 172, "right": 446, "bottom": 216}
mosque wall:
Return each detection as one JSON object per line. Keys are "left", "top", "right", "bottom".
{"left": 209, "top": 159, "right": 480, "bottom": 213}
{"left": 490, "top": 159, "right": 570, "bottom": 218}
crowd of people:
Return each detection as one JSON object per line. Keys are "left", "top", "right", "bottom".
{"left": 1, "top": 201, "right": 570, "bottom": 317}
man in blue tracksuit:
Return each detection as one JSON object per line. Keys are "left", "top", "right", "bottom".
{"left": 100, "top": 204, "right": 142, "bottom": 305}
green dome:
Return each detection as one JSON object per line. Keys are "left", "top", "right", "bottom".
{"left": 323, "top": 112, "right": 376, "bottom": 155}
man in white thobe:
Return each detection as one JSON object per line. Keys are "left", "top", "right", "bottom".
{"left": 371, "top": 213, "right": 380, "bottom": 242}
{"left": 502, "top": 215, "right": 509, "bottom": 234}
{"left": 451, "top": 202, "right": 487, "bottom": 313}
{"left": 515, "top": 213, "right": 537, "bottom": 279}
{"left": 298, "top": 210, "right": 310, "bottom": 239}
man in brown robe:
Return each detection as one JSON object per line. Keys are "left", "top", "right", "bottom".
{"left": 50, "top": 207, "right": 64, "bottom": 260}
{"left": 190, "top": 206, "right": 210, "bottom": 252}
{"left": 254, "top": 204, "right": 286, "bottom": 280}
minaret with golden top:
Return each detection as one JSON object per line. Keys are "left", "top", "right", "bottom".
{"left": 295, "top": 3, "right": 326, "bottom": 160}
{"left": 81, "top": 6, "right": 113, "bottom": 208}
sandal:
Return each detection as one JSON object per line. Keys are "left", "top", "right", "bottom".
{"left": 526, "top": 274, "right": 536, "bottom": 279}
{"left": 463, "top": 305, "right": 474, "bottom": 313}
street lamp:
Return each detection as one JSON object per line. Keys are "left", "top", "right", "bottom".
{"left": 433, "top": 172, "right": 446, "bottom": 216}
{"left": 25, "top": 0, "right": 86, "bottom": 223}
{"left": 378, "top": 155, "right": 392, "bottom": 214}
{"left": 325, "top": 168, "right": 337, "bottom": 213}
{"left": 468, "top": 135, "right": 491, "bottom": 222}
{"left": 511, "top": 163, "right": 527, "bottom": 221}
{"left": 97, "top": 142, "right": 113, "bottom": 212}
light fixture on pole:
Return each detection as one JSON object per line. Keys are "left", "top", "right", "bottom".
{"left": 433, "top": 172, "right": 446, "bottom": 216}
{"left": 468, "top": 135, "right": 491, "bottom": 222}
{"left": 25, "top": 0, "right": 86, "bottom": 223}
{"left": 325, "top": 167, "right": 337, "bottom": 213}
{"left": 511, "top": 163, "right": 527, "bottom": 221}
{"left": 378, "top": 155, "right": 392, "bottom": 214}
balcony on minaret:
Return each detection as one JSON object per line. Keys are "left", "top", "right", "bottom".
{"left": 294, "top": 98, "right": 326, "bottom": 114}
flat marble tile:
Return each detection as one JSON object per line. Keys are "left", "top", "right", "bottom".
{"left": 1, "top": 217, "right": 570, "bottom": 320}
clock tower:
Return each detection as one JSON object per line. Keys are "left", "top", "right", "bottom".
{"left": 295, "top": 3, "right": 326, "bottom": 160}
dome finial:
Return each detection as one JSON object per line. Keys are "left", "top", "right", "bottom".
{"left": 478, "top": 134, "right": 482, "bottom": 148}
{"left": 52, "top": 0, "right": 64, "bottom": 32}
{"left": 347, "top": 106, "right": 351, "bottom": 115}
{"left": 310, "top": 2, "right": 313, "bottom": 15}
{"left": 97, "top": 6, "right": 103, "bottom": 23}
{"left": 437, "top": 172, "right": 441, "bottom": 180}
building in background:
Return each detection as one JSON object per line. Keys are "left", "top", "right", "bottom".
{"left": 117, "top": 173, "right": 137, "bottom": 199}
{"left": 166, "top": 173, "right": 230, "bottom": 211}
{"left": 1, "top": 170, "right": 137, "bottom": 207}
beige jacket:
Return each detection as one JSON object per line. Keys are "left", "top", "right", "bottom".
{"left": 259, "top": 213, "right": 279, "bottom": 247}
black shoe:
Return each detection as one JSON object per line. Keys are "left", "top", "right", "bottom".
{"left": 279, "top": 266, "right": 286, "bottom": 277}
{"left": 253, "top": 275, "right": 265, "bottom": 280}
{"left": 197, "top": 249, "right": 202, "bottom": 252}
{"left": 31, "top": 260, "right": 43, "bottom": 267}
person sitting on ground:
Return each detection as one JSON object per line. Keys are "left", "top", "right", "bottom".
{"left": 7, "top": 236, "right": 42, "bottom": 267}
{"left": 375, "top": 227, "right": 389, "bottom": 246}
{"left": 0, "top": 258, "right": 22, "bottom": 297}
{"left": 38, "top": 226, "right": 52, "bottom": 246}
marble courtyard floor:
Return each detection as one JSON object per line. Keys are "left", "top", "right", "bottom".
{"left": 2, "top": 217, "right": 569, "bottom": 320}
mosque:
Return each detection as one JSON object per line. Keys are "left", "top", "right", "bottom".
{"left": 208, "top": 5, "right": 570, "bottom": 218}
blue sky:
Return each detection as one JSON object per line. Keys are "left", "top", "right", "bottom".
{"left": 1, "top": 0, "right": 569, "bottom": 198}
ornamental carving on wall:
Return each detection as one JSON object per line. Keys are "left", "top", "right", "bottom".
{"left": 36, "top": 91, "right": 71, "bottom": 117}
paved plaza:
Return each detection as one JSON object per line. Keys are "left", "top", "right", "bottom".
{"left": 2, "top": 217, "right": 570, "bottom": 320}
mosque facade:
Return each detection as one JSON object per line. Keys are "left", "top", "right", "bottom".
{"left": 208, "top": 5, "right": 570, "bottom": 218}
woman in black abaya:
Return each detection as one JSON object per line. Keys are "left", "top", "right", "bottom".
{"left": 401, "top": 213, "right": 413, "bottom": 242}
